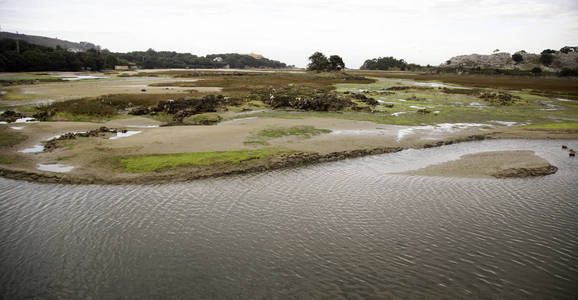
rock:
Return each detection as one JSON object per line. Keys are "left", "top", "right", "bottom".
{"left": 141, "top": 89, "right": 147, "bottom": 92}
{"left": 570, "top": 150, "right": 576, "bottom": 157}
{"left": 351, "top": 93, "right": 379, "bottom": 106}
{"left": 155, "top": 95, "right": 228, "bottom": 121}
{"left": 0, "top": 111, "right": 24, "bottom": 123}
{"left": 562, "top": 145, "right": 568, "bottom": 149}
{"left": 128, "top": 106, "right": 150, "bottom": 115}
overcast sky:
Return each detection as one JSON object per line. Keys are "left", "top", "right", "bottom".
{"left": 1, "top": 0, "right": 577, "bottom": 68}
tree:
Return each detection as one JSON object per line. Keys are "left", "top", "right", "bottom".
{"left": 539, "top": 53, "right": 554, "bottom": 66}
{"left": 512, "top": 53, "right": 523, "bottom": 64}
{"left": 328, "top": 55, "right": 345, "bottom": 71}
{"left": 560, "top": 46, "right": 578, "bottom": 54}
{"left": 307, "top": 52, "right": 329, "bottom": 71}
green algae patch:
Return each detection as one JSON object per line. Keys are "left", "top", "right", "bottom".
{"left": 120, "top": 148, "right": 291, "bottom": 173}
{"left": 245, "top": 125, "right": 331, "bottom": 145}
{"left": 522, "top": 122, "right": 578, "bottom": 130}
{"left": 0, "top": 129, "right": 26, "bottom": 147}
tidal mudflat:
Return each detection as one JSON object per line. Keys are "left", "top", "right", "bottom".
{"left": 1, "top": 69, "right": 577, "bottom": 184}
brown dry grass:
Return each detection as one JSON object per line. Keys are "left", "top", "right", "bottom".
{"left": 349, "top": 71, "right": 578, "bottom": 97}
{"left": 150, "top": 72, "right": 374, "bottom": 96}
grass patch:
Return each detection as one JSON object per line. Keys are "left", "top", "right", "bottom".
{"left": 522, "top": 122, "right": 578, "bottom": 130}
{"left": 120, "top": 148, "right": 290, "bottom": 173}
{"left": 38, "top": 93, "right": 192, "bottom": 118}
{"left": 149, "top": 72, "right": 374, "bottom": 98}
{"left": 245, "top": 125, "right": 331, "bottom": 145}
{"left": 183, "top": 113, "right": 223, "bottom": 125}
{"left": 0, "top": 129, "right": 26, "bottom": 147}
{"left": 0, "top": 154, "right": 19, "bottom": 164}
{"left": 346, "top": 71, "right": 578, "bottom": 97}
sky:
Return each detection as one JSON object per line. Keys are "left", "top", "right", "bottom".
{"left": 1, "top": 0, "right": 577, "bottom": 68}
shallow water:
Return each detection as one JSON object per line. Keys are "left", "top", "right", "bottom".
{"left": 1, "top": 139, "right": 577, "bottom": 299}
{"left": 36, "top": 163, "right": 74, "bottom": 173}
{"left": 110, "top": 130, "right": 142, "bottom": 139}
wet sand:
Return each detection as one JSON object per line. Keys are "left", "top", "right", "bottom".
{"left": 400, "top": 150, "right": 558, "bottom": 178}
{"left": 1, "top": 115, "right": 576, "bottom": 184}
{"left": 0, "top": 76, "right": 221, "bottom": 105}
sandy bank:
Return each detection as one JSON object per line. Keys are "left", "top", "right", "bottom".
{"left": 1, "top": 116, "right": 576, "bottom": 184}
{"left": 400, "top": 150, "right": 558, "bottom": 178}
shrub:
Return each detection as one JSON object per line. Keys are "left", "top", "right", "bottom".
{"left": 512, "top": 53, "right": 523, "bottom": 63}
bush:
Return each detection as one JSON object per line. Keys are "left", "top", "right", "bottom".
{"left": 531, "top": 67, "right": 542, "bottom": 74}
{"left": 559, "top": 68, "right": 578, "bottom": 77}
{"left": 512, "top": 53, "right": 523, "bottom": 63}
{"left": 539, "top": 53, "right": 554, "bottom": 66}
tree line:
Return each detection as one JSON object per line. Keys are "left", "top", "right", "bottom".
{"left": 360, "top": 56, "right": 424, "bottom": 71}
{"left": 0, "top": 38, "right": 288, "bottom": 72}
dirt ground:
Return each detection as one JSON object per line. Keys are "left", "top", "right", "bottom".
{"left": 0, "top": 75, "right": 221, "bottom": 106}
{"left": 400, "top": 150, "right": 558, "bottom": 178}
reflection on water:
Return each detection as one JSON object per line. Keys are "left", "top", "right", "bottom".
{"left": 0, "top": 139, "right": 577, "bottom": 299}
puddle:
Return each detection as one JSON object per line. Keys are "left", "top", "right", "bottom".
{"left": 235, "top": 109, "right": 268, "bottom": 116}
{"left": 126, "top": 125, "right": 160, "bottom": 128}
{"left": 469, "top": 102, "right": 488, "bottom": 108}
{"left": 219, "top": 117, "right": 258, "bottom": 125}
{"left": 0, "top": 121, "right": 6, "bottom": 124}
{"left": 397, "top": 123, "right": 489, "bottom": 141}
{"left": 392, "top": 111, "right": 409, "bottom": 117}
{"left": 10, "top": 126, "right": 24, "bottom": 130}
{"left": 329, "top": 129, "right": 387, "bottom": 136}
{"left": 56, "top": 75, "right": 108, "bottom": 81}
{"left": 18, "top": 132, "right": 82, "bottom": 153}
{"left": 489, "top": 120, "right": 518, "bottom": 126}
{"left": 555, "top": 98, "right": 573, "bottom": 102}
{"left": 110, "top": 131, "right": 141, "bottom": 139}
{"left": 19, "top": 145, "right": 44, "bottom": 153}
{"left": 14, "top": 117, "right": 38, "bottom": 123}
{"left": 409, "top": 106, "right": 427, "bottom": 110}
{"left": 37, "top": 163, "right": 74, "bottom": 173}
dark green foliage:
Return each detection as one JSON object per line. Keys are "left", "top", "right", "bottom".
{"left": 0, "top": 38, "right": 288, "bottom": 71}
{"left": 360, "top": 56, "right": 416, "bottom": 70}
{"left": 116, "top": 49, "right": 287, "bottom": 69}
{"left": 512, "top": 53, "right": 523, "bottom": 63}
{"left": 541, "top": 49, "right": 557, "bottom": 54}
{"left": 307, "top": 52, "right": 330, "bottom": 71}
{"left": 307, "top": 52, "right": 345, "bottom": 72}
{"left": 558, "top": 68, "right": 578, "bottom": 77}
{"left": 531, "top": 67, "right": 542, "bottom": 74}
{"left": 539, "top": 53, "right": 554, "bottom": 66}
{"left": 559, "top": 46, "right": 577, "bottom": 54}
{"left": 0, "top": 38, "right": 105, "bottom": 72}
{"left": 328, "top": 55, "right": 345, "bottom": 71}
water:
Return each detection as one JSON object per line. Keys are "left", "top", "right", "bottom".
{"left": 1, "top": 139, "right": 577, "bottom": 299}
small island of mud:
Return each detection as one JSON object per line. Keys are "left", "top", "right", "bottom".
{"left": 400, "top": 150, "right": 558, "bottom": 178}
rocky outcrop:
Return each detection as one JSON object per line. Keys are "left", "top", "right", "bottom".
{"left": 493, "top": 166, "right": 558, "bottom": 178}
{"left": 0, "top": 111, "right": 24, "bottom": 123}
{"left": 43, "top": 127, "right": 124, "bottom": 152}
{"left": 441, "top": 50, "right": 578, "bottom": 72}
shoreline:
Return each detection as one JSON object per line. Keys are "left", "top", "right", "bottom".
{"left": 1, "top": 131, "right": 574, "bottom": 185}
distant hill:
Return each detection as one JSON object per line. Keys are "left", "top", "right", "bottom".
{"left": 0, "top": 33, "right": 289, "bottom": 71}
{"left": 0, "top": 31, "right": 99, "bottom": 52}
{"left": 441, "top": 47, "right": 578, "bottom": 73}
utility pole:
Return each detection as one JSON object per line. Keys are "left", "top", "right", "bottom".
{"left": 16, "top": 31, "right": 20, "bottom": 54}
